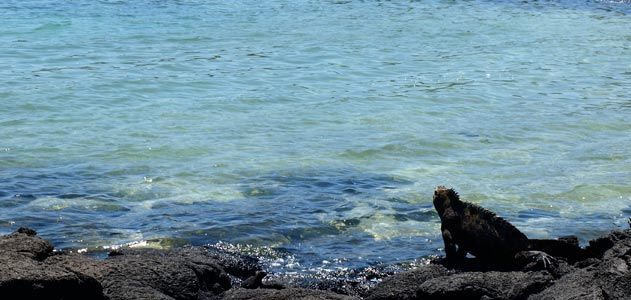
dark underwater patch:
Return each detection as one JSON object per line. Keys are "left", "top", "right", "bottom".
{"left": 238, "top": 168, "right": 412, "bottom": 200}
{"left": 401, "top": 209, "right": 439, "bottom": 222}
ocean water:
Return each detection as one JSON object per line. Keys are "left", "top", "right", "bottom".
{"left": 1, "top": 0, "right": 630, "bottom": 271}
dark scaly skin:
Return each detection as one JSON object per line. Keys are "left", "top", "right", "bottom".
{"left": 433, "top": 186, "right": 584, "bottom": 263}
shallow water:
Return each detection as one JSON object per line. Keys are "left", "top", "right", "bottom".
{"left": 1, "top": 0, "right": 631, "bottom": 271}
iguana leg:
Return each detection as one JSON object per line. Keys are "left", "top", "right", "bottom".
{"left": 455, "top": 244, "right": 467, "bottom": 259}
{"left": 441, "top": 228, "right": 456, "bottom": 259}
{"left": 515, "top": 251, "right": 557, "bottom": 271}
{"left": 442, "top": 228, "right": 465, "bottom": 260}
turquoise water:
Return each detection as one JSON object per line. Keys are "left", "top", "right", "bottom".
{"left": 1, "top": 0, "right": 631, "bottom": 270}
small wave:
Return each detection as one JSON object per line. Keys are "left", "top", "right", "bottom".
{"left": 33, "top": 21, "right": 71, "bottom": 32}
{"left": 340, "top": 142, "right": 449, "bottom": 160}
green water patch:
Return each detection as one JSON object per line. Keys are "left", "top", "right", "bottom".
{"left": 528, "top": 184, "right": 631, "bottom": 213}
{"left": 25, "top": 195, "right": 130, "bottom": 213}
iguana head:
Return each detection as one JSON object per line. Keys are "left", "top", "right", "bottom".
{"left": 433, "top": 186, "right": 460, "bottom": 214}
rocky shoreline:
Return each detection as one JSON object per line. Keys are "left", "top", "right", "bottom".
{"left": 1, "top": 227, "right": 630, "bottom": 299}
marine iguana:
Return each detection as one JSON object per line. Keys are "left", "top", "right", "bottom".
{"left": 241, "top": 271, "right": 267, "bottom": 289}
{"left": 433, "top": 186, "right": 584, "bottom": 265}
{"left": 240, "top": 271, "right": 285, "bottom": 290}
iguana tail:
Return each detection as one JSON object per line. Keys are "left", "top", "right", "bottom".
{"left": 527, "top": 236, "right": 585, "bottom": 263}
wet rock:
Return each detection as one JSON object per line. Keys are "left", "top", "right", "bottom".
{"left": 220, "top": 287, "right": 358, "bottom": 300}
{"left": 300, "top": 277, "right": 366, "bottom": 298}
{"left": 204, "top": 246, "right": 261, "bottom": 280}
{"left": 264, "top": 264, "right": 397, "bottom": 298}
{"left": 365, "top": 264, "right": 450, "bottom": 300}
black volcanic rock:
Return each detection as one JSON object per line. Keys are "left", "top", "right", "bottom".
{"left": 529, "top": 230, "right": 631, "bottom": 300}
{"left": 0, "top": 229, "right": 105, "bottom": 300}
{"left": 584, "top": 230, "right": 631, "bottom": 259}
{"left": 0, "top": 254, "right": 104, "bottom": 300}
{"left": 0, "top": 227, "right": 53, "bottom": 260}
{"left": 365, "top": 264, "right": 451, "bottom": 300}
{"left": 105, "top": 247, "right": 232, "bottom": 299}
{"left": 366, "top": 229, "right": 631, "bottom": 300}
{"left": 3, "top": 227, "right": 631, "bottom": 300}
{"left": 416, "top": 271, "right": 552, "bottom": 300}
{"left": 366, "top": 267, "right": 552, "bottom": 300}
{"left": 0, "top": 229, "right": 243, "bottom": 300}
{"left": 50, "top": 247, "right": 234, "bottom": 300}
{"left": 45, "top": 252, "right": 109, "bottom": 279}
{"left": 204, "top": 246, "right": 261, "bottom": 280}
